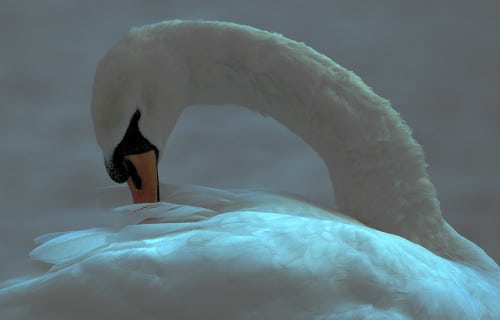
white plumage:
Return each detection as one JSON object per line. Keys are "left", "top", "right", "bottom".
{"left": 1, "top": 20, "right": 498, "bottom": 319}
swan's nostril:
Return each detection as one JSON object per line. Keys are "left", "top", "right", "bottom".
{"left": 124, "top": 150, "right": 158, "bottom": 203}
{"left": 124, "top": 158, "right": 142, "bottom": 190}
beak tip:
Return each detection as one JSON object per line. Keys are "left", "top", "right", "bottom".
{"left": 124, "top": 151, "right": 159, "bottom": 204}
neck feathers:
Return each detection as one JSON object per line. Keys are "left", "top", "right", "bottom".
{"left": 117, "top": 20, "right": 496, "bottom": 269}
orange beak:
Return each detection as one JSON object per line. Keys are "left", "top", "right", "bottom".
{"left": 124, "top": 150, "right": 159, "bottom": 203}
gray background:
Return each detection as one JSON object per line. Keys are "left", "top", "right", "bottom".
{"left": 1, "top": 0, "right": 498, "bottom": 280}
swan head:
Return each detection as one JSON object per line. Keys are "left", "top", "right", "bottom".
{"left": 94, "top": 104, "right": 161, "bottom": 203}
{"left": 91, "top": 66, "right": 168, "bottom": 204}
{"left": 91, "top": 29, "right": 189, "bottom": 204}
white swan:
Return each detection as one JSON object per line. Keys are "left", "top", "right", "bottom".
{"left": 1, "top": 20, "right": 498, "bottom": 319}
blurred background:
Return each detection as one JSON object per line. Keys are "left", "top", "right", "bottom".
{"left": 1, "top": 0, "right": 498, "bottom": 280}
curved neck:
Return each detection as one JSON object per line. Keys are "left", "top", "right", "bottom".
{"left": 193, "top": 63, "right": 445, "bottom": 249}
{"left": 126, "top": 21, "right": 497, "bottom": 269}
{"left": 172, "top": 22, "right": 442, "bottom": 241}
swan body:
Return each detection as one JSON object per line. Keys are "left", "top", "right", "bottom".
{"left": 1, "top": 183, "right": 499, "bottom": 319}
{"left": 1, "top": 20, "right": 498, "bottom": 319}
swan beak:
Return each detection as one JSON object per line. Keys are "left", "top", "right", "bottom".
{"left": 124, "top": 150, "right": 159, "bottom": 203}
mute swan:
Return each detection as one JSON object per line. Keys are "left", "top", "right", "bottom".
{"left": 1, "top": 20, "right": 498, "bottom": 319}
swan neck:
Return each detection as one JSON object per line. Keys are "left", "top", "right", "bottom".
{"left": 124, "top": 21, "right": 496, "bottom": 268}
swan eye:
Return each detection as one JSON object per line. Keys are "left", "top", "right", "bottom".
{"left": 105, "top": 158, "right": 129, "bottom": 183}
{"left": 104, "top": 109, "right": 158, "bottom": 184}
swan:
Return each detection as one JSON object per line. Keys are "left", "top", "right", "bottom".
{"left": 1, "top": 20, "right": 499, "bottom": 319}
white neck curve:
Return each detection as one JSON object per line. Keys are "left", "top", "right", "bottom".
{"left": 92, "top": 20, "right": 497, "bottom": 270}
